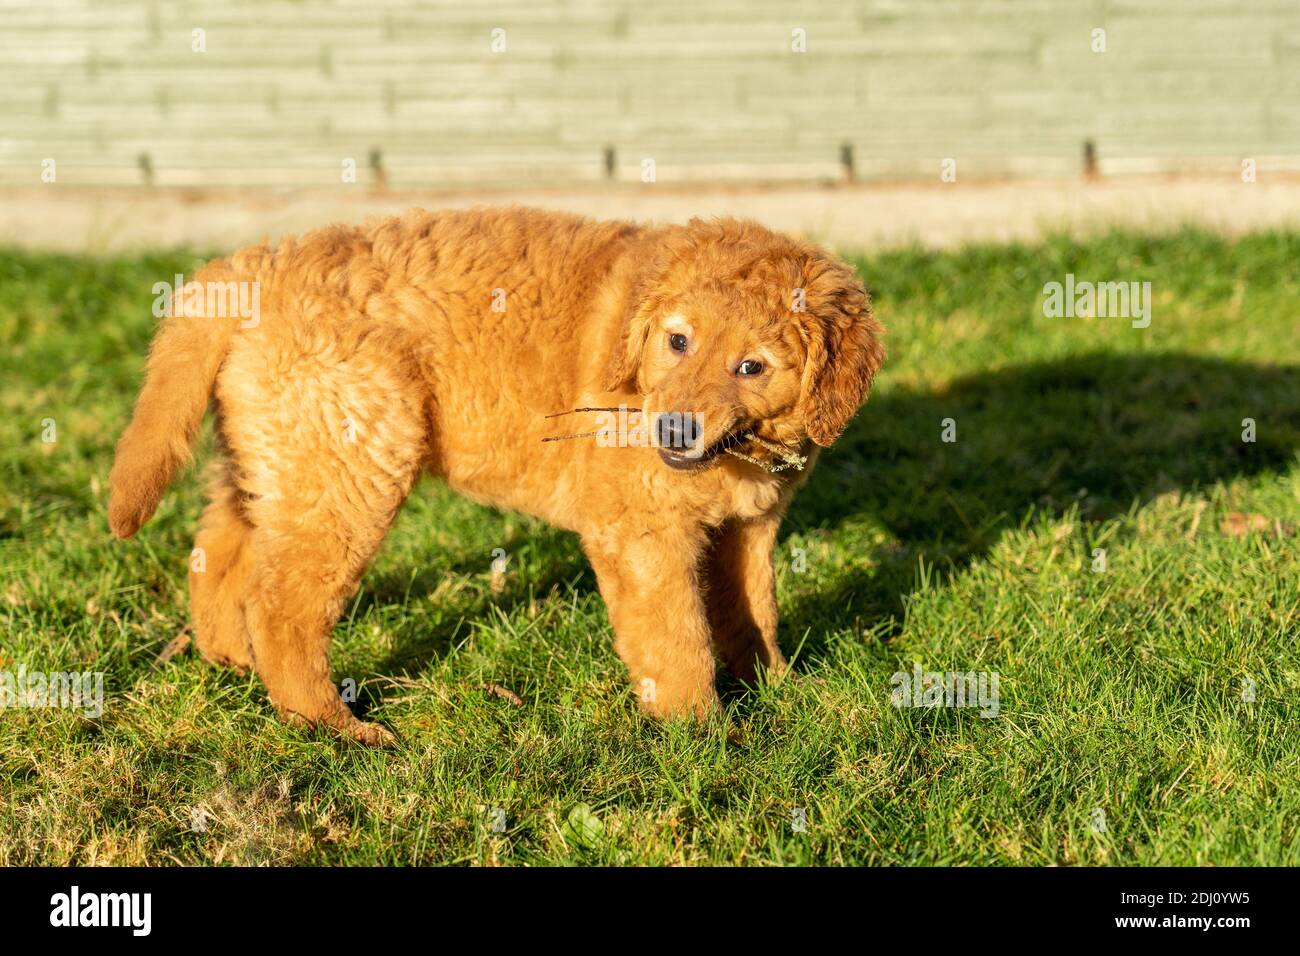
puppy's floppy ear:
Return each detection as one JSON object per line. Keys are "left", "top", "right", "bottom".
{"left": 797, "top": 257, "right": 886, "bottom": 447}
{"left": 602, "top": 227, "right": 688, "bottom": 393}
{"left": 602, "top": 271, "right": 657, "bottom": 393}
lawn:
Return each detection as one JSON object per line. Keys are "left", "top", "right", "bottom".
{"left": 1, "top": 227, "right": 1298, "bottom": 865}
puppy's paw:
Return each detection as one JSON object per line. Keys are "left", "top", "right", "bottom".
{"left": 721, "top": 645, "right": 794, "bottom": 686}
{"left": 636, "top": 682, "right": 723, "bottom": 722}
{"left": 282, "top": 709, "right": 398, "bottom": 747}
{"left": 763, "top": 654, "right": 796, "bottom": 684}
{"left": 342, "top": 718, "right": 398, "bottom": 748}
{"left": 197, "top": 648, "right": 251, "bottom": 676}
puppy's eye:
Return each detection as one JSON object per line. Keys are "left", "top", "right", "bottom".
{"left": 668, "top": 333, "right": 689, "bottom": 353}
{"left": 736, "top": 359, "right": 764, "bottom": 377}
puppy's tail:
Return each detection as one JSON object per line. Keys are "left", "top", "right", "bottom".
{"left": 108, "top": 259, "right": 251, "bottom": 539}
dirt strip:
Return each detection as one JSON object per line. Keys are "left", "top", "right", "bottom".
{"left": 4, "top": 174, "right": 1300, "bottom": 253}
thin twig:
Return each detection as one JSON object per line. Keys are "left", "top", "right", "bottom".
{"left": 155, "top": 626, "right": 192, "bottom": 665}
{"left": 480, "top": 683, "right": 524, "bottom": 707}
{"left": 725, "top": 433, "right": 807, "bottom": 473}
{"left": 544, "top": 406, "right": 626, "bottom": 419}
{"left": 542, "top": 430, "right": 607, "bottom": 443}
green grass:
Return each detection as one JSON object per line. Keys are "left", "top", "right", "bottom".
{"left": 2, "top": 227, "right": 1299, "bottom": 865}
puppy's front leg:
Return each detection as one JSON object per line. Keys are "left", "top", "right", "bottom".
{"left": 584, "top": 532, "right": 721, "bottom": 720}
{"left": 704, "top": 516, "right": 792, "bottom": 684}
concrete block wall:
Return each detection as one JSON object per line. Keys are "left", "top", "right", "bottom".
{"left": 1, "top": 0, "right": 1297, "bottom": 187}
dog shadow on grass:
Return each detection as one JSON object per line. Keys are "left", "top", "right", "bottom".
{"left": 780, "top": 351, "right": 1300, "bottom": 663}
{"left": 352, "top": 526, "right": 593, "bottom": 701}
{"left": 353, "top": 351, "right": 1300, "bottom": 705}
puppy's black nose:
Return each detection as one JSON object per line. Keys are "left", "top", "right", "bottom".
{"left": 655, "top": 412, "right": 702, "bottom": 451}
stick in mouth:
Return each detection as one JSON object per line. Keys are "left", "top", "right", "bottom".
{"left": 543, "top": 406, "right": 626, "bottom": 419}
{"left": 541, "top": 408, "right": 806, "bottom": 473}
{"left": 723, "top": 433, "right": 807, "bottom": 473}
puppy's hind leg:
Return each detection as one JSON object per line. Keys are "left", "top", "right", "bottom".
{"left": 235, "top": 409, "right": 426, "bottom": 745}
{"left": 190, "top": 469, "right": 254, "bottom": 672}
{"left": 239, "top": 422, "right": 427, "bottom": 744}
{"left": 242, "top": 529, "right": 392, "bottom": 746}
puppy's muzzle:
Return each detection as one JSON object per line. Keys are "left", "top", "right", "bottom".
{"left": 655, "top": 411, "right": 750, "bottom": 471}
{"left": 655, "top": 412, "right": 703, "bottom": 454}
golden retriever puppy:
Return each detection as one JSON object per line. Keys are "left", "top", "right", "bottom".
{"left": 109, "top": 207, "right": 884, "bottom": 744}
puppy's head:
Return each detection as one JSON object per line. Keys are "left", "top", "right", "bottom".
{"left": 604, "top": 218, "right": 885, "bottom": 470}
